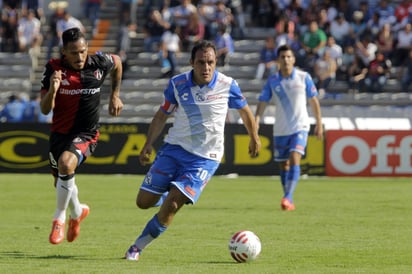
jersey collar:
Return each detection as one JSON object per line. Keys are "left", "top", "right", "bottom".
{"left": 278, "top": 67, "right": 296, "bottom": 80}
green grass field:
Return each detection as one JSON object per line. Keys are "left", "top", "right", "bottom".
{"left": 1, "top": 174, "right": 411, "bottom": 274}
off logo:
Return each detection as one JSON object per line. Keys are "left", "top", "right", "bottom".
{"left": 327, "top": 131, "right": 412, "bottom": 176}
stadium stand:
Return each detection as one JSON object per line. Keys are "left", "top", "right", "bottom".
{"left": 0, "top": 0, "right": 410, "bottom": 130}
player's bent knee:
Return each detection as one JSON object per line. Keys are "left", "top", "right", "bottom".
{"left": 136, "top": 191, "right": 159, "bottom": 209}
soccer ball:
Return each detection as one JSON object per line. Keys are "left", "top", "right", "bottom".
{"left": 228, "top": 230, "right": 261, "bottom": 263}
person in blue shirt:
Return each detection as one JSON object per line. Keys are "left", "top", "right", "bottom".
{"left": 124, "top": 40, "right": 261, "bottom": 261}
{"left": 22, "top": 93, "right": 53, "bottom": 123}
{"left": 0, "top": 94, "right": 26, "bottom": 122}
{"left": 255, "top": 44, "right": 323, "bottom": 211}
{"left": 215, "top": 24, "right": 234, "bottom": 66}
{"left": 255, "top": 36, "right": 278, "bottom": 80}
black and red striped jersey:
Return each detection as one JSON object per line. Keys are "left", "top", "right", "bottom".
{"left": 40, "top": 53, "right": 115, "bottom": 134}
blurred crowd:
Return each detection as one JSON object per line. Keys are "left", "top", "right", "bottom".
{"left": 134, "top": 0, "right": 412, "bottom": 93}
{"left": 1, "top": 0, "right": 412, "bottom": 122}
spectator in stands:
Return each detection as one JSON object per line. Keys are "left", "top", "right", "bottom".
{"left": 119, "top": 0, "right": 138, "bottom": 27}
{"left": 215, "top": 24, "right": 234, "bottom": 67}
{"left": 181, "top": 11, "right": 205, "bottom": 52}
{"left": 393, "top": 23, "right": 412, "bottom": 67}
{"left": 373, "top": 0, "right": 396, "bottom": 26}
{"left": 45, "top": 5, "right": 65, "bottom": 60}
{"left": 170, "top": 0, "right": 197, "bottom": 32}
{"left": 301, "top": 0, "right": 319, "bottom": 27}
{"left": 348, "top": 10, "right": 367, "bottom": 46}
{"left": 299, "top": 20, "right": 327, "bottom": 73}
{"left": 117, "top": 21, "right": 136, "bottom": 78}
{"left": 0, "top": 93, "right": 26, "bottom": 122}
{"left": 84, "top": 0, "right": 102, "bottom": 35}
{"left": 366, "top": 12, "right": 383, "bottom": 40}
{"left": 21, "top": 0, "right": 45, "bottom": 23}
{"left": 355, "top": 33, "right": 378, "bottom": 68}
{"left": 284, "top": 0, "right": 305, "bottom": 29}
{"left": 199, "top": 1, "right": 233, "bottom": 40}
{"left": 324, "top": 36, "right": 342, "bottom": 64}
{"left": 329, "top": 12, "right": 351, "bottom": 47}
{"left": 358, "top": 1, "right": 373, "bottom": 23}
{"left": 17, "top": 9, "right": 42, "bottom": 69}
{"left": 313, "top": 49, "right": 337, "bottom": 95}
{"left": 400, "top": 48, "right": 412, "bottom": 92}
{"left": 159, "top": 0, "right": 174, "bottom": 25}
{"left": 160, "top": 24, "right": 181, "bottom": 77}
{"left": 56, "top": 10, "right": 85, "bottom": 47}
{"left": 348, "top": 55, "right": 367, "bottom": 93}
{"left": 1, "top": 4, "right": 19, "bottom": 52}
{"left": 339, "top": 44, "right": 356, "bottom": 81}
{"left": 393, "top": 0, "right": 412, "bottom": 32}
{"left": 213, "top": 1, "right": 234, "bottom": 34}
{"left": 143, "top": 9, "right": 169, "bottom": 52}
{"left": 22, "top": 93, "right": 52, "bottom": 123}
{"left": 324, "top": 36, "right": 342, "bottom": 77}
{"left": 316, "top": 6, "right": 330, "bottom": 32}
{"left": 376, "top": 23, "right": 394, "bottom": 60}
{"left": 274, "top": 12, "right": 295, "bottom": 47}
{"left": 255, "top": 36, "right": 278, "bottom": 80}
{"left": 227, "top": 0, "right": 246, "bottom": 39}
{"left": 18, "top": 9, "right": 42, "bottom": 52}
{"left": 251, "top": 0, "right": 279, "bottom": 28}
{"left": 354, "top": 51, "right": 391, "bottom": 93}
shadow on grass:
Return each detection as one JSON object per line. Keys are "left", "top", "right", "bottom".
{"left": 0, "top": 251, "right": 76, "bottom": 260}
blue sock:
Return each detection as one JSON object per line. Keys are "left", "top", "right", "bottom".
{"left": 284, "top": 165, "right": 300, "bottom": 202}
{"left": 154, "top": 192, "right": 168, "bottom": 207}
{"left": 279, "top": 170, "right": 288, "bottom": 194}
{"left": 134, "top": 215, "right": 167, "bottom": 251}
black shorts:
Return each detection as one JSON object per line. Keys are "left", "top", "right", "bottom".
{"left": 48, "top": 130, "right": 100, "bottom": 177}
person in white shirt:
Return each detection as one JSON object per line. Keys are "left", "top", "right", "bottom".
{"left": 56, "top": 10, "right": 85, "bottom": 46}
{"left": 124, "top": 40, "right": 260, "bottom": 261}
{"left": 18, "top": 9, "right": 42, "bottom": 52}
{"left": 255, "top": 44, "right": 323, "bottom": 211}
{"left": 160, "top": 24, "right": 181, "bottom": 77}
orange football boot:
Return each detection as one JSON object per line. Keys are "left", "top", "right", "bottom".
{"left": 49, "top": 220, "right": 65, "bottom": 244}
{"left": 67, "top": 204, "right": 90, "bottom": 242}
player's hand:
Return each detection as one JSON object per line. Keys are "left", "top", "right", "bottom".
{"left": 248, "top": 137, "right": 261, "bottom": 158}
{"left": 50, "top": 70, "right": 61, "bottom": 93}
{"left": 139, "top": 146, "right": 152, "bottom": 166}
{"left": 109, "top": 95, "right": 123, "bottom": 116}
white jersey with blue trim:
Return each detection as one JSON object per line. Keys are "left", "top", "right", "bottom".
{"left": 258, "top": 68, "right": 318, "bottom": 136}
{"left": 160, "top": 70, "right": 247, "bottom": 161}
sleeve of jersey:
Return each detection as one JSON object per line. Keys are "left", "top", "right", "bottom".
{"left": 160, "top": 80, "right": 178, "bottom": 114}
{"left": 258, "top": 79, "right": 272, "bottom": 102}
{"left": 40, "top": 62, "right": 53, "bottom": 95}
{"left": 96, "top": 52, "right": 115, "bottom": 72}
{"left": 228, "top": 79, "right": 247, "bottom": 109}
{"left": 305, "top": 73, "right": 318, "bottom": 98}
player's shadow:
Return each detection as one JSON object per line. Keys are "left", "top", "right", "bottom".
{"left": 0, "top": 251, "right": 75, "bottom": 260}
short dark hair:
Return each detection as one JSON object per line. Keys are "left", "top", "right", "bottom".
{"left": 277, "top": 44, "right": 294, "bottom": 56}
{"left": 191, "top": 40, "right": 217, "bottom": 61}
{"left": 62, "top": 27, "right": 86, "bottom": 47}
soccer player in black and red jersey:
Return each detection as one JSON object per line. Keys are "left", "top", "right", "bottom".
{"left": 40, "top": 27, "right": 124, "bottom": 245}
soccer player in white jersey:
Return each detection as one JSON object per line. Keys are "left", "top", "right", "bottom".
{"left": 124, "top": 40, "right": 261, "bottom": 261}
{"left": 255, "top": 44, "right": 323, "bottom": 211}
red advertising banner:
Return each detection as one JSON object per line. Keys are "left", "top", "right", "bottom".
{"left": 325, "top": 130, "right": 412, "bottom": 176}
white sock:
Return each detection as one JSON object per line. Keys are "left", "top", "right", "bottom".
{"left": 69, "top": 182, "right": 82, "bottom": 219}
{"left": 53, "top": 174, "right": 74, "bottom": 223}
